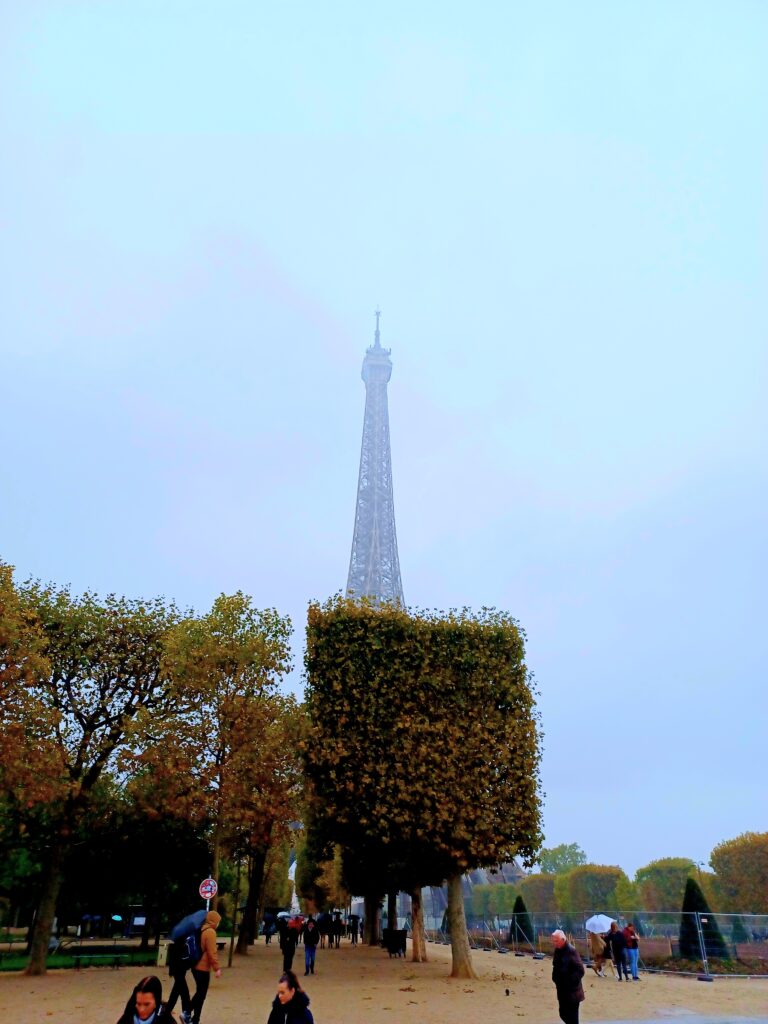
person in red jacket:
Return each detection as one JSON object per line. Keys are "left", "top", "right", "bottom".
{"left": 623, "top": 922, "right": 640, "bottom": 980}
{"left": 190, "top": 911, "right": 222, "bottom": 1024}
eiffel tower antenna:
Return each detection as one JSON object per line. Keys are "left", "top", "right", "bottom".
{"left": 346, "top": 311, "right": 404, "bottom": 603}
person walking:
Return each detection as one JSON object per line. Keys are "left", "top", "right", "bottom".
{"left": 281, "top": 918, "right": 298, "bottom": 973}
{"left": 606, "top": 922, "right": 630, "bottom": 981}
{"left": 587, "top": 929, "right": 609, "bottom": 976}
{"left": 302, "top": 917, "right": 320, "bottom": 976}
{"left": 190, "top": 911, "right": 222, "bottom": 1024}
{"left": 116, "top": 975, "right": 172, "bottom": 1024}
{"left": 623, "top": 922, "right": 640, "bottom": 980}
{"left": 165, "top": 936, "right": 193, "bottom": 1023}
{"left": 267, "top": 970, "right": 314, "bottom": 1024}
{"left": 551, "top": 929, "right": 585, "bottom": 1024}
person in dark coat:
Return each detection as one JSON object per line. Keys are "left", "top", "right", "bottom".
{"left": 606, "top": 921, "right": 629, "bottom": 980}
{"left": 551, "top": 929, "right": 585, "bottom": 1024}
{"left": 267, "top": 970, "right": 314, "bottom": 1024}
{"left": 280, "top": 918, "right": 298, "bottom": 973}
{"left": 302, "top": 917, "right": 320, "bottom": 976}
{"left": 116, "top": 975, "right": 173, "bottom": 1024}
{"left": 165, "top": 937, "right": 193, "bottom": 1023}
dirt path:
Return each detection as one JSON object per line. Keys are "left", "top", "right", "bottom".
{"left": 1, "top": 939, "right": 766, "bottom": 1023}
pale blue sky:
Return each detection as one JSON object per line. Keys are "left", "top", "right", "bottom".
{"left": 1, "top": 1, "right": 766, "bottom": 879}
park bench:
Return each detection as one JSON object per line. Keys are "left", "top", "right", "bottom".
{"left": 73, "top": 952, "right": 129, "bottom": 970}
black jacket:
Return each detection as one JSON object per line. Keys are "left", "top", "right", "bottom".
{"left": 116, "top": 1003, "right": 173, "bottom": 1024}
{"left": 606, "top": 929, "right": 627, "bottom": 955}
{"left": 552, "top": 943, "right": 585, "bottom": 1003}
{"left": 302, "top": 923, "right": 320, "bottom": 948}
{"left": 267, "top": 989, "right": 314, "bottom": 1024}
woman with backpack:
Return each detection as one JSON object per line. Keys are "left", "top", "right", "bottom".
{"left": 190, "top": 911, "right": 222, "bottom": 1024}
{"left": 267, "top": 970, "right": 314, "bottom": 1024}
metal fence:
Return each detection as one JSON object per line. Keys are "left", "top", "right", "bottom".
{"left": 426, "top": 912, "right": 768, "bottom": 976}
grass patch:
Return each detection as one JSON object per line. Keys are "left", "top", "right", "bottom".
{"left": 0, "top": 950, "right": 160, "bottom": 973}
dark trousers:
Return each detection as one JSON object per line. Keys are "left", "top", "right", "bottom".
{"left": 614, "top": 950, "right": 629, "bottom": 978}
{"left": 190, "top": 968, "right": 210, "bottom": 1024}
{"left": 557, "top": 996, "right": 580, "bottom": 1024}
{"left": 282, "top": 945, "right": 295, "bottom": 972}
{"left": 166, "top": 968, "right": 191, "bottom": 1014}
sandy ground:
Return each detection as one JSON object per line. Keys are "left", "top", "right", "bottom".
{"left": 1, "top": 939, "right": 766, "bottom": 1024}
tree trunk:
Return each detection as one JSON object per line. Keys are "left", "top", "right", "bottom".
{"left": 410, "top": 888, "right": 427, "bottom": 962}
{"left": 24, "top": 839, "right": 66, "bottom": 976}
{"left": 139, "top": 903, "right": 150, "bottom": 951}
{"left": 363, "top": 894, "right": 380, "bottom": 945}
{"left": 236, "top": 847, "right": 268, "bottom": 955}
{"left": 447, "top": 873, "right": 476, "bottom": 979}
{"left": 387, "top": 891, "right": 398, "bottom": 929}
{"left": 211, "top": 825, "right": 221, "bottom": 908}
{"left": 228, "top": 857, "right": 243, "bottom": 968}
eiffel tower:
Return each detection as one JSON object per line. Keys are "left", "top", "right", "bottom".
{"left": 346, "top": 311, "right": 405, "bottom": 604}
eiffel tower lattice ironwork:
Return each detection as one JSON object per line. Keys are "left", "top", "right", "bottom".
{"left": 346, "top": 311, "right": 404, "bottom": 604}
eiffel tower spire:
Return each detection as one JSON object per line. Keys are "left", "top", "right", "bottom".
{"left": 346, "top": 311, "right": 404, "bottom": 604}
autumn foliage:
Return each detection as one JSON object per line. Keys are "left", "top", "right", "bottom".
{"left": 302, "top": 597, "right": 543, "bottom": 977}
{"left": 709, "top": 832, "right": 768, "bottom": 914}
{"left": 0, "top": 567, "right": 298, "bottom": 974}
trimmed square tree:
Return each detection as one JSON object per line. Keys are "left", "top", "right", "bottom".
{"left": 302, "top": 597, "right": 543, "bottom": 978}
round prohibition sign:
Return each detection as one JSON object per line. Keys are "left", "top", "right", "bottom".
{"left": 199, "top": 877, "right": 218, "bottom": 901}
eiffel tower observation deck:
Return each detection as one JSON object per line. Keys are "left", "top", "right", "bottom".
{"left": 346, "top": 312, "right": 405, "bottom": 604}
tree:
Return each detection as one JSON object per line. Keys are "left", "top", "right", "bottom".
{"left": 261, "top": 838, "right": 293, "bottom": 911}
{"left": 730, "top": 916, "right": 749, "bottom": 945}
{"left": 709, "top": 832, "right": 768, "bottom": 913}
{"left": 635, "top": 857, "right": 696, "bottom": 911}
{"left": 152, "top": 593, "right": 293, "bottom": 881}
{"left": 517, "top": 873, "right": 557, "bottom": 913}
{"left": 56, "top": 777, "right": 211, "bottom": 947}
{"left": 0, "top": 563, "right": 48, "bottom": 688}
{"left": 614, "top": 875, "right": 638, "bottom": 914}
{"left": 295, "top": 835, "right": 348, "bottom": 914}
{"left": 554, "top": 865, "right": 628, "bottom": 913}
{"left": 537, "top": 843, "right": 587, "bottom": 875}
{"left": 127, "top": 593, "right": 299, "bottom": 955}
{"left": 495, "top": 883, "right": 518, "bottom": 918}
{"left": 303, "top": 598, "right": 543, "bottom": 978}
{"left": 679, "top": 876, "right": 728, "bottom": 961}
{"left": 1, "top": 579, "right": 182, "bottom": 975}
{"left": 511, "top": 894, "right": 535, "bottom": 948}
{"left": 0, "top": 565, "right": 55, "bottom": 808}
{"left": 470, "top": 885, "right": 493, "bottom": 921}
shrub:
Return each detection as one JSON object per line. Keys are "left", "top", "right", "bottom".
{"left": 679, "top": 877, "right": 728, "bottom": 960}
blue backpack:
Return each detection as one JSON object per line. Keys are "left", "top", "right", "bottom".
{"left": 170, "top": 910, "right": 206, "bottom": 968}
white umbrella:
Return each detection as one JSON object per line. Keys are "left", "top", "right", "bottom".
{"left": 585, "top": 914, "right": 615, "bottom": 934}
{"left": 276, "top": 911, "right": 291, "bottom": 918}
